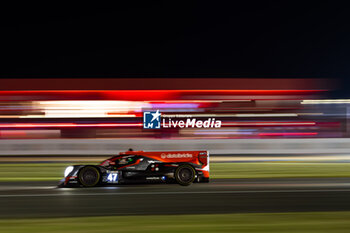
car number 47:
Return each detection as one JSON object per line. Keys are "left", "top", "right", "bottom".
{"left": 107, "top": 173, "right": 118, "bottom": 182}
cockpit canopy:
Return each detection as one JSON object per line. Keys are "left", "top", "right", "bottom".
{"left": 100, "top": 155, "right": 138, "bottom": 167}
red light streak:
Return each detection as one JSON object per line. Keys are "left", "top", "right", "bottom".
{"left": 0, "top": 90, "right": 326, "bottom": 101}
{"left": 258, "top": 132, "right": 318, "bottom": 136}
{"left": 222, "top": 122, "right": 316, "bottom": 126}
{"left": 0, "top": 123, "right": 143, "bottom": 128}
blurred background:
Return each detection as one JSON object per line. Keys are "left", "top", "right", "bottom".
{"left": 0, "top": 78, "right": 346, "bottom": 157}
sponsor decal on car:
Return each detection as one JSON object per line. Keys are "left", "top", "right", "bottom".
{"left": 161, "top": 153, "right": 193, "bottom": 159}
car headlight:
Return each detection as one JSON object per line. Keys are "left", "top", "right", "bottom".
{"left": 64, "top": 166, "right": 74, "bottom": 177}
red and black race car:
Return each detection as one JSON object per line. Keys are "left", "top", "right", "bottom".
{"left": 59, "top": 150, "right": 209, "bottom": 187}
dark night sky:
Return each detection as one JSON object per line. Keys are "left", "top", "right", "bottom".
{"left": 0, "top": 1, "right": 350, "bottom": 95}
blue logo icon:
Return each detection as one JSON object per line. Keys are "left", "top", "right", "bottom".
{"left": 143, "top": 110, "right": 161, "bottom": 129}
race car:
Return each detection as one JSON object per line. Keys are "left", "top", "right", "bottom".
{"left": 59, "top": 150, "right": 209, "bottom": 187}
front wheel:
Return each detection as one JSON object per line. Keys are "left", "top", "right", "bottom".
{"left": 175, "top": 164, "right": 196, "bottom": 186}
{"left": 78, "top": 166, "right": 101, "bottom": 187}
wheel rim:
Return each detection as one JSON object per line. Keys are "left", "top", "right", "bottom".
{"left": 81, "top": 168, "right": 99, "bottom": 186}
{"left": 178, "top": 167, "right": 193, "bottom": 183}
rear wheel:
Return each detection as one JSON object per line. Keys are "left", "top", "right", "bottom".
{"left": 78, "top": 166, "right": 100, "bottom": 187}
{"left": 175, "top": 164, "right": 196, "bottom": 186}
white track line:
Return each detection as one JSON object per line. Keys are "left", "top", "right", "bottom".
{"left": 0, "top": 189, "right": 350, "bottom": 198}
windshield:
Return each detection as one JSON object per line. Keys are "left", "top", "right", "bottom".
{"left": 99, "top": 155, "right": 137, "bottom": 167}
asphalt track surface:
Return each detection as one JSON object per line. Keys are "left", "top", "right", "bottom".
{"left": 1, "top": 178, "right": 350, "bottom": 218}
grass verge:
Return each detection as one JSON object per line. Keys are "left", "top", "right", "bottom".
{"left": 211, "top": 162, "right": 350, "bottom": 179}
{"left": 1, "top": 211, "right": 350, "bottom": 233}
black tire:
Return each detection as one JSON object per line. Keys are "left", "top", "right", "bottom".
{"left": 78, "top": 166, "right": 101, "bottom": 187}
{"left": 175, "top": 164, "right": 196, "bottom": 186}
